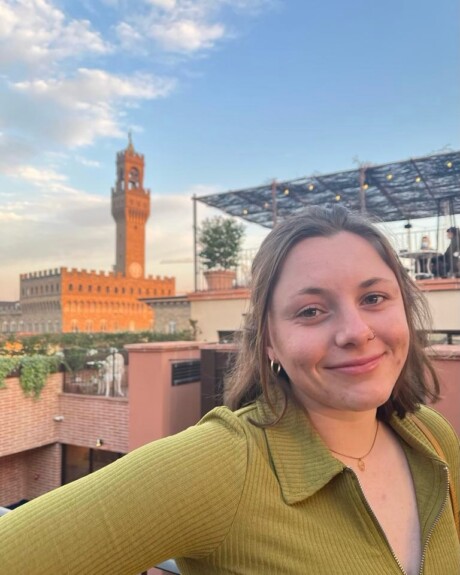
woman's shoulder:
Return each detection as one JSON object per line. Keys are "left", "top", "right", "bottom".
{"left": 196, "top": 403, "right": 261, "bottom": 440}
{"left": 414, "top": 405, "right": 459, "bottom": 444}
{"left": 412, "top": 406, "right": 460, "bottom": 478}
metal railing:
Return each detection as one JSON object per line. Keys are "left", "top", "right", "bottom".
{"left": 196, "top": 225, "right": 452, "bottom": 290}
{"left": 63, "top": 349, "right": 128, "bottom": 397}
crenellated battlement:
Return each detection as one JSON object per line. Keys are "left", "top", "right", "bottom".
{"left": 19, "top": 267, "right": 175, "bottom": 282}
{"left": 13, "top": 137, "right": 176, "bottom": 334}
{"left": 20, "top": 268, "right": 62, "bottom": 280}
{"left": 117, "top": 150, "right": 144, "bottom": 161}
{"left": 61, "top": 268, "right": 174, "bottom": 283}
{"left": 111, "top": 186, "right": 150, "bottom": 196}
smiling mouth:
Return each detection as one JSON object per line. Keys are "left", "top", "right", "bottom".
{"left": 325, "top": 354, "right": 384, "bottom": 375}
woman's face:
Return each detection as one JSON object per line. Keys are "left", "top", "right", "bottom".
{"left": 266, "top": 232, "right": 410, "bottom": 417}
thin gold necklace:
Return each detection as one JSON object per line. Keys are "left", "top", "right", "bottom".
{"left": 328, "top": 421, "right": 379, "bottom": 471}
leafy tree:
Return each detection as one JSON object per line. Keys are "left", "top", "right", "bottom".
{"left": 199, "top": 216, "right": 245, "bottom": 270}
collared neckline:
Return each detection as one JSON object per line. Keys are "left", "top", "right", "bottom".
{"left": 254, "top": 399, "right": 344, "bottom": 504}
{"left": 251, "top": 399, "right": 446, "bottom": 506}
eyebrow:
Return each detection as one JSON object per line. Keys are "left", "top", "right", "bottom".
{"left": 295, "top": 277, "right": 395, "bottom": 296}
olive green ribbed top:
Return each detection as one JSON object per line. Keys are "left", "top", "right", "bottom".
{"left": 0, "top": 402, "right": 459, "bottom": 574}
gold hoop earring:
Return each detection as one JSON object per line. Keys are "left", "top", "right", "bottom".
{"left": 270, "top": 359, "right": 282, "bottom": 376}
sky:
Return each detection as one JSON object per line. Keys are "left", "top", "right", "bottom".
{"left": 1, "top": 0, "right": 459, "bottom": 299}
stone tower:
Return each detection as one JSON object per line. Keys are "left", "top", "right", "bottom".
{"left": 111, "top": 134, "right": 150, "bottom": 278}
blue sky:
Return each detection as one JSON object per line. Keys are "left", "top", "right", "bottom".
{"left": 1, "top": 0, "right": 459, "bottom": 298}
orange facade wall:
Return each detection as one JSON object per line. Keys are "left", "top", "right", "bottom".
{"left": 60, "top": 268, "right": 175, "bottom": 333}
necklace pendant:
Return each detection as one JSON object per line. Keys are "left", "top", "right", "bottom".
{"left": 357, "top": 459, "right": 365, "bottom": 471}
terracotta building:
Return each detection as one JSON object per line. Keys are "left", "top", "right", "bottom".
{"left": 15, "top": 137, "right": 175, "bottom": 334}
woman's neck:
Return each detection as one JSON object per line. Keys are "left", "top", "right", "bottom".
{"left": 306, "top": 408, "right": 378, "bottom": 455}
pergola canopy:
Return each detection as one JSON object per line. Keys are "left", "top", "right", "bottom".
{"left": 196, "top": 151, "right": 460, "bottom": 227}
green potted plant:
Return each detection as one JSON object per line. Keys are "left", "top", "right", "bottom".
{"left": 198, "top": 216, "right": 245, "bottom": 290}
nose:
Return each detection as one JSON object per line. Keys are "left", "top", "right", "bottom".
{"left": 334, "top": 307, "right": 373, "bottom": 348}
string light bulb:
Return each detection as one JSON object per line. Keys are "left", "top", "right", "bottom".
{"left": 308, "top": 184, "right": 314, "bottom": 191}
{"left": 363, "top": 183, "right": 369, "bottom": 190}
{"left": 243, "top": 209, "right": 248, "bottom": 215}
{"left": 446, "top": 161, "right": 453, "bottom": 168}
{"left": 284, "top": 189, "right": 289, "bottom": 195}
{"left": 386, "top": 173, "right": 393, "bottom": 181}
{"left": 415, "top": 176, "right": 421, "bottom": 183}
{"left": 335, "top": 194, "right": 341, "bottom": 201}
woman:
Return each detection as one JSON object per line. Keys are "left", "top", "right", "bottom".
{"left": 0, "top": 206, "right": 459, "bottom": 574}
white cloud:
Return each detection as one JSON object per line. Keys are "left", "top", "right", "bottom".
{"left": 13, "top": 165, "right": 67, "bottom": 185}
{"left": 115, "top": 0, "right": 273, "bottom": 54}
{"left": 75, "top": 155, "right": 101, "bottom": 168}
{"left": 146, "top": 0, "right": 177, "bottom": 10}
{"left": 0, "top": 0, "right": 111, "bottom": 71}
{"left": 149, "top": 19, "right": 224, "bottom": 52}
{"left": 3, "top": 68, "right": 175, "bottom": 148}
{"left": 12, "top": 68, "right": 174, "bottom": 104}
{"left": 0, "top": 0, "right": 276, "bottom": 299}
{"left": 114, "top": 21, "right": 146, "bottom": 52}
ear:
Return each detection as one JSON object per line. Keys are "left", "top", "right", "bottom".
{"left": 265, "top": 319, "right": 276, "bottom": 363}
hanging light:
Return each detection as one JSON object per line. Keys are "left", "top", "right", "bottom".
{"left": 308, "top": 184, "right": 314, "bottom": 191}
{"left": 335, "top": 194, "right": 341, "bottom": 201}
{"left": 386, "top": 173, "right": 393, "bottom": 181}
{"left": 264, "top": 202, "right": 270, "bottom": 209}
{"left": 284, "top": 188, "right": 289, "bottom": 195}
{"left": 415, "top": 176, "right": 421, "bottom": 183}
{"left": 243, "top": 209, "right": 248, "bottom": 215}
{"left": 446, "top": 161, "right": 453, "bottom": 168}
{"left": 363, "top": 183, "right": 369, "bottom": 190}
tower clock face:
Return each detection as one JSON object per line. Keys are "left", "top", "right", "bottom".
{"left": 128, "top": 262, "right": 142, "bottom": 279}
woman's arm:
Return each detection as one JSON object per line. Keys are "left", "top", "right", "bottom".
{"left": 0, "top": 407, "right": 248, "bottom": 575}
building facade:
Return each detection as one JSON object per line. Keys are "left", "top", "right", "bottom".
{"left": 7, "top": 137, "right": 175, "bottom": 334}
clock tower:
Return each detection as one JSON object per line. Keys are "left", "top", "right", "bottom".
{"left": 111, "top": 134, "right": 150, "bottom": 278}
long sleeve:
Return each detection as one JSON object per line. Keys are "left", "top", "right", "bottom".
{"left": 0, "top": 408, "right": 248, "bottom": 575}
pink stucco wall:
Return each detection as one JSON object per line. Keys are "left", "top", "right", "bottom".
{"left": 125, "top": 341, "right": 202, "bottom": 451}
{"left": 428, "top": 344, "right": 460, "bottom": 436}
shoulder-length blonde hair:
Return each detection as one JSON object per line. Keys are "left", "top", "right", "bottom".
{"left": 224, "top": 205, "right": 439, "bottom": 424}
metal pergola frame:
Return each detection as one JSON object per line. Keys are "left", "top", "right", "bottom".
{"left": 192, "top": 150, "right": 460, "bottom": 289}
{"left": 196, "top": 150, "right": 460, "bottom": 227}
